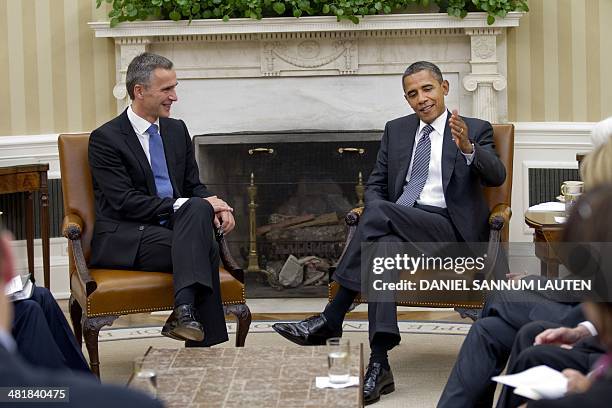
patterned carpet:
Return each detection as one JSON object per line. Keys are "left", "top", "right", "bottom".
{"left": 96, "top": 321, "right": 470, "bottom": 407}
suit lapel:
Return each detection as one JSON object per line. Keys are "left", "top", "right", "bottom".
{"left": 441, "top": 113, "right": 459, "bottom": 193}
{"left": 159, "top": 119, "right": 180, "bottom": 197}
{"left": 394, "top": 115, "right": 420, "bottom": 200}
{"left": 120, "top": 111, "right": 157, "bottom": 195}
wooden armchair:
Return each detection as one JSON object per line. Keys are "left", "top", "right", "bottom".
{"left": 329, "top": 124, "right": 514, "bottom": 308}
{"left": 58, "top": 133, "right": 252, "bottom": 377}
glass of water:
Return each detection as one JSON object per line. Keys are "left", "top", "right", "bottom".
{"left": 128, "top": 356, "right": 157, "bottom": 398}
{"left": 326, "top": 337, "right": 350, "bottom": 384}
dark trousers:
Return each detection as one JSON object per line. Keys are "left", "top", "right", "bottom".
{"left": 438, "top": 291, "right": 581, "bottom": 408}
{"left": 12, "top": 287, "right": 91, "bottom": 373}
{"left": 133, "top": 197, "right": 228, "bottom": 346}
{"left": 496, "top": 321, "right": 605, "bottom": 408}
{"left": 333, "top": 200, "right": 459, "bottom": 344}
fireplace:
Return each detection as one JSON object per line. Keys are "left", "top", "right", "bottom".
{"left": 195, "top": 130, "right": 381, "bottom": 297}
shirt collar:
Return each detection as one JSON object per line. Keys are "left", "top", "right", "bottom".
{"left": 418, "top": 110, "right": 448, "bottom": 137}
{"left": 127, "top": 105, "right": 160, "bottom": 135}
{"left": 0, "top": 328, "right": 16, "bottom": 353}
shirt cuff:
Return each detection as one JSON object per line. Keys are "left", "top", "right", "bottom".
{"left": 173, "top": 197, "right": 189, "bottom": 212}
{"left": 461, "top": 143, "right": 475, "bottom": 165}
{"left": 579, "top": 321, "right": 598, "bottom": 336}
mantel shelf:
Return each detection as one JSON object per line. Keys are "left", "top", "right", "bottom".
{"left": 89, "top": 12, "right": 523, "bottom": 37}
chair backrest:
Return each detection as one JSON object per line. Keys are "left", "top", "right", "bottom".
{"left": 58, "top": 133, "right": 95, "bottom": 261}
{"left": 483, "top": 124, "right": 514, "bottom": 242}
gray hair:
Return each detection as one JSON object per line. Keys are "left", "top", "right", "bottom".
{"left": 126, "top": 52, "right": 174, "bottom": 100}
{"left": 402, "top": 61, "right": 444, "bottom": 89}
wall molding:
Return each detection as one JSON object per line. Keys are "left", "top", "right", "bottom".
{"left": 0, "top": 133, "right": 61, "bottom": 178}
{"left": 0, "top": 121, "right": 595, "bottom": 296}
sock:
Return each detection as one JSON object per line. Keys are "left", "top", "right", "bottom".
{"left": 174, "top": 285, "right": 197, "bottom": 307}
{"left": 322, "top": 286, "right": 358, "bottom": 330}
{"left": 369, "top": 333, "right": 397, "bottom": 370}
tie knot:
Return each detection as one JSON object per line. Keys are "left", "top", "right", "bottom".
{"left": 421, "top": 124, "right": 434, "bottom": 137}
{"left": 147, "top": 124, "right": 159, "bottom": 135}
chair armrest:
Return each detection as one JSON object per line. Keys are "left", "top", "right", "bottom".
{"left": 61, "top": 214, "right": 97, "bottom": 296}
{"left": 489, "top": 204, "right": 512, "bottom": 231}
{"left": 215, "top": 228, "right": 244, "bottom": 283}
{"left": 345, "top": 207, "right": 364, "bottom": 226}
{"left": 62, "top": 213, "right": 84, "bottom": 240}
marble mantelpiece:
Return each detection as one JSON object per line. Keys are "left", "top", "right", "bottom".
{"left": 90, "top": 13, "right": 523, "bottom": 134}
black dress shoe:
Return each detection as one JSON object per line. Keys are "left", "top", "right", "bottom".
{"left": 454, "top": 307, "right": 481, "bottom": 322}
{"left": 272, "top": 314, "right": 342, "bottom": 346}
{"left": 161, "top": 304, "right": 204, "bottom": 342}
{"left": 363, "top": 362, "right": 395, "bottom": 405}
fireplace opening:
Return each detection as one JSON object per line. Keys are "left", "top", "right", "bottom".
{"left": 194, "top": 130, "right": 382, "bottom": 298}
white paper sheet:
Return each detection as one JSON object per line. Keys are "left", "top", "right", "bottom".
{"left": 4, "top": 274, "right": 23, "bottom": 295}
{"left": 528, "top": 202, "right": 565, "bottom": 212}
{"left": 315, "top": 376, "right": 359, "bottom": 389}
{"left": 492, "top": 365, "right": 567, "bottom": 400}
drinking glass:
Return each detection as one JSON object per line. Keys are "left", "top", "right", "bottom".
{"left": 129, "top": 356, "right": 157, "bottom": 398}
{"left": 326, "top": 337, "right": 350, "bottom": 384}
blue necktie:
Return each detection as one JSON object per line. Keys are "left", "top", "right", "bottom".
{"left": 147, "top": 124, "right": 173, "bottom": 199}
{"left": 396, "top": 124, "right": 434, "bottom": 207}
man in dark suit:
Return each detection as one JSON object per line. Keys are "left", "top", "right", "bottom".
{"left": 88, "top": 52, "right": 235, "bottom": 346}
{"left": 0, "top": 233, "right": 163, "bottom": 407}
{"left": 438, "top": 289, "right": 589, "bottom": 407}
{"left": 273, "top": 61, "right": 506, "bottom": 404}
{"left": 13, "top": 286, "right": 90, "bottom": 373}
{"left": 496, "top": 320, "right": 605, "bottom": 408}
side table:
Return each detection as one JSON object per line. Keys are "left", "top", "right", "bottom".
{"left": 524, "top": 209, "right": 565, "bottom": 278}
{"left": 0, "top": 164, "right": 50, "bottom": 289}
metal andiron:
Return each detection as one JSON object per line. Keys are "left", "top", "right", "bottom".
{"left": 246, "top": 172, "right": 261, "bottom": 273}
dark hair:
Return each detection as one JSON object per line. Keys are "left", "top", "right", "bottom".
{"left": 402, "top": 61, "right": 444, "bottom": 89}
{"left": 126, "top": 53, "right": 173, "bottom": 100}
{"left": 562, "top": 185, "right": 612, "bottom": 302}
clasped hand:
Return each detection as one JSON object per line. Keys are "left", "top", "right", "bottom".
{"left": 203, "top": 196, "right": 236, "bottom": 234}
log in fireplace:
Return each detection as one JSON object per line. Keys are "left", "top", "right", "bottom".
{"left": 194, "top": 130, "right": 381, "bottom": 297}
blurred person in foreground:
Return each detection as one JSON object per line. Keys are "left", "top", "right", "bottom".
{"left": 0, "top": 231, "right": 163, "bottom": 407}
{"left": 438, "top": 116, "right": 612, "bottom": 408}
{"left": 515, "top": 185, "right": 612, "bottom": 407}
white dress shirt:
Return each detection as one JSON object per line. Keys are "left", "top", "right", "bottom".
{"left": 127, "top": 106, "right": 187, "bottom": 211}
{"left": 405, "top": 111, "right": 474, "bottom": 208}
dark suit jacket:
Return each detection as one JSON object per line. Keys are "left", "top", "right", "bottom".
{"left": 88, "top": 110, "right": 212, "bottom": 268}
{"left": 365, "top": 113, "right": 505, "bottom": 242}
{"left": 0, "top": 344, "right": 163, "bottom": 408}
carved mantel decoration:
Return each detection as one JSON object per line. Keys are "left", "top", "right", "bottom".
{"left": 90, "top": 13, "right": 523, "bottom": 132}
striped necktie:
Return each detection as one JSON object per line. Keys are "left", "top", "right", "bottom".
{"left": 395, "top": 124, "right": 434, "bottom": 207}
{"left": 147, "top": 124, "right": 174, "bottom": 199}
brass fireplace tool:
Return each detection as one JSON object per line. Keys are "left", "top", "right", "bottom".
{"left": 355, "top": 171, "right": 365, "bottom": 207}
{"left": 246, "top": 172, "right": 260, "bottom": 273}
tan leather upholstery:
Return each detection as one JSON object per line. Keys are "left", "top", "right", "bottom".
{"left": 86, "top": 266, "right": 244, "bottom": 316}
{"left": 484, "top": 124, "right": 514, "bottom": 243}
{"left": 59, "top": 133, "right": 250, "bottom": 376}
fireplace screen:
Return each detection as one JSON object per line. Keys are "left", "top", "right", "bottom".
{"left": 194, "top": 130, "right": 382, "bottom": 298}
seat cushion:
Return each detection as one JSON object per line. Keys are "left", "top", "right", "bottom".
{"left": 86, "top": 267, "right": 245, "bottom": 317}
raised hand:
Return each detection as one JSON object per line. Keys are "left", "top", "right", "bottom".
{"left": 449, "top": 110, "right": 473, "bottom": 154}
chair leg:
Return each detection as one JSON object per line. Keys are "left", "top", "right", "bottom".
{"left": 69, "top": 295, "right": 83, "bottom": 347}
{"left": 83, "top": 315, "right": 119, "bottom": 378}
{"left": 224, "top": 304, "right": 252, "bottom": 347}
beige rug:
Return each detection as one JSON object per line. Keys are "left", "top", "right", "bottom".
{"left": 97, "top": 323, "right": 467, "bottom": 408}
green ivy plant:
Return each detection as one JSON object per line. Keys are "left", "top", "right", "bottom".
{"left": 96, "top": 0, "right": 528, "bottom": 27}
